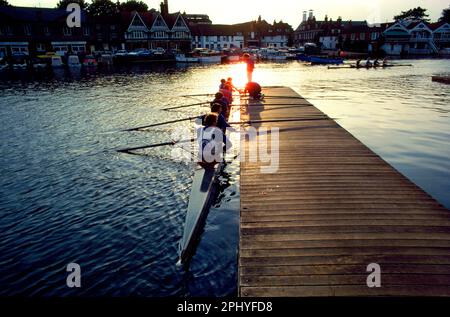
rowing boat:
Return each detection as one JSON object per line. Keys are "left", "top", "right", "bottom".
{"left": 179, "top": 104, "right": 233, "bottom": 264}
{"left": 179, "top": 161, "right": 224, "bottom": 263}
{"left": 328, "top": 64, "right": 413, "bottom": 70}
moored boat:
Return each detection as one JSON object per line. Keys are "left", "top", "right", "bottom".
{"left": 175, "top": 52, "right": 199, "bottom": 63}
{"left": 194, "top": 48, "right": 222, "bottom": 63}
{"left": 67, "top": 55, "right": 81, "bottom": 68}
{"left": 83, "top": 55, "right": 98, "bottom": 67}
{"left": 310, "top": 56, "right": 344, "bottom": 65}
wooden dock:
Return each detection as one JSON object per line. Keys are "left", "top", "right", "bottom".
{"left": 239, "top": 87, "right": 450, "bottom": 297}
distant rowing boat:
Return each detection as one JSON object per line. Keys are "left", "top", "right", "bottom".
{"left": 432, "top": 76, "right": 450, "bottom": 84}
{"left": 328, "top": 64, "right": 413, "bottom": 70}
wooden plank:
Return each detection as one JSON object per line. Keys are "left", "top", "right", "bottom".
{"left": 241, "top": 239, "right": 450, "bottom": 250}
{"left": 240, "top": 285, "right": 450, "bottom": 297}
{"left": 240, "top": 264, "right": 450, "bottom": 276}
{"left": 239, "top": 87, "right": 450, "bottom": 297}
{"left": 240, "top": 255, "right": 450, "bottom": 266}
{"left": 240, "top": 274, "right": 450, "bottom": 287}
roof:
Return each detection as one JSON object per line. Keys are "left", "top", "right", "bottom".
{"left": 0, "top": 6, "right": 87, "bottom": 23}
{"left": 163, "top": 12, "right": 180, "bottom": 29}
{"left": 191, "top": 24, "right": 241, "bottom": 36}
{"left": 429, "top": 21, "right": 450, "bottom": 31}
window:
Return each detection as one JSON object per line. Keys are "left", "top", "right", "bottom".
{"left": 63, "top": 27, "right": 72, "bottom": 36}
{"left": 43, "top": 26, "right": 50, "bottom": 35}
{"left": 359, "top": 33, "right": 365, "bottom": 40}
{"left": 153, "top": 31, "right": 165, "bottom": 38}
{"left": 154, "top": 17, "right": 165, "bottom": 27}
{"left": 36, "top": 43, "right": 46, "bottom": 52}
{"left": 11, "top": 46, "right": 29, "bottom": 54}
{"left": 24, "top": 25, "right": 31, "bottom": 36}
{"left": 83, "top": 27, "right": 90, "bottom": 36}
{"left": 72, "top": 45, "right": 86, "bottom": 52}
{"left": 175, "top": 18, "right": 184, "bottom": 27}
{"left": 54, "top": 45, "right": 68, "bottom": 53}
{"left": 351, "top": 33, "right": 356, "bottom": 40}
{"left": 3, "top": 26, "right": 12, "bottom": 35}
{"left": 132, "top": 16, "right": 145, "bottom": 27}
{"left": 110, "top": 25, "right": 116, "bottom": 31}
{"left": 223, "top": 43, "right": 228, "bottom": 48}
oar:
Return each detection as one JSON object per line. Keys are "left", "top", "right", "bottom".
{"left": 161, "top": 101, "right": 211, "bottom": 111}
{"left": 229, "top": 117, "right": 332, "bottom": 125}
{"left": 163, "top": 102, "right": 214, "bottom": 111}
{"left": 124, "top": 116, "right": 200, "bottom": 131}
{"left": 180, "top": 93, "right": 215, "bottom": 98}
{"left": 181, "top": 93, "right": 242, "bottom": 98}
{"left": 118, "top": 117, "right": 334, "bottom": 154}
{"left": 241, "top": 96, "right": 305, "bottom": 100}
{"left": 117, "top": 138, "right": 196, "bottom": 154}
{"left": 240, "top": 103, "right": 311, "bottom": 107}
{"left": 165, "top": 102, "right": 312, "bottom": 111}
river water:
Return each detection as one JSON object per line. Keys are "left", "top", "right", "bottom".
{"left": 0, "top": 59, "right": 449, "bottom": 296}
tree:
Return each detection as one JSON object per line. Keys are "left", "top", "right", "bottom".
{"left": 394, "top": 7, "right": 430, "bottom": 22}
{"left": 0, "top": 0, "right": 10, "bottom": 6}
{"left": 56, "top": 0, "right": 88, "bottom": 9}
{"left": 118, "top": 0, "right": 148, "bottom": 12}
{"left": 87, "top": 0, "right": 118, "bottom": 17}
{"left": 439, "top": 7, "right": 450, "bottom": 23}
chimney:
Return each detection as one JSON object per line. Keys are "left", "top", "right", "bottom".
{"left": 309, "top": 10, "right": 313, "bottom": 20}
{"left": 160, "top": 0, "right": 169, "bottom": 16}
{"left": 303, "top": 11, "right": 307, "bottom": 22}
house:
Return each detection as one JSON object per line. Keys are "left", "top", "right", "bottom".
{"left": 123, "top": 8, "right": 191, "bottom": 51}
{"left": 90, "top": 14, "right": 124, "bottom": 52}
{"left": 381, "top": 20, "right": 449, "bottom": 55}
{"left": 0, "top": 6, "right": 92, "bottom": 57}
{"left": 183, "top": 14, "right": 212, "bottom": 26}
{"left": 261, "top": 21, "right": 292, "bottom": 48}
{"left": 340, "top": 21, "right": 382, "bottom": 52}
{"left": 190, "top": 24, "right": 244, "bottom": 50}
{"left": 233, "top": 17, "right": 292, "bottom": 48}
{"left": 431, "top": 22, "right": 450, "bottom": 50}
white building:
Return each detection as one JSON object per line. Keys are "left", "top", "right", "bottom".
{"left": 261, "top": 34, "right": 289, "bottom": 48}
{"left": 319, "top": 35, "right": 339, "bottom": 50}
{"left": 191, "top": 25, "right": 244, "bottom": 50}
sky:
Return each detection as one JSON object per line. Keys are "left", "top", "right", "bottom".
{"left": 8, "top": 0, "right": 450, "bottom": 27}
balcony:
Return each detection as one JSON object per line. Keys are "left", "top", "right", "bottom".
{"left": 410, "top": 36, "right": 431, "bottom": 43}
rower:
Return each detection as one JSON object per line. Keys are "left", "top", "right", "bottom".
{"left": 227, "top": 77, "right": 241, "bottom": 93}
{"left": 244, "top": 82, "right": 263, "bottom": 100}
{"left": 365, "top": 58, "right": 372, "bottom": 68}
{"left": 220, "top": 84, "right": 233, "bottom": 106}
{"left": 219, "top": 79, "right": 227, "bottom": 90}
{"left": 198, "top": 113, "right": 232, "bottom": 168}
{"left": 200, "top": 103, "right": 230, "bottom": 132}
{"left": 356, "top": 59, "right": 361, "bottom": 68}
{"left": 382, "top": 58, "right": 388, "bottom": 67}
{"left": 211, "top": 92, "right": 229, "bottom": 115}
